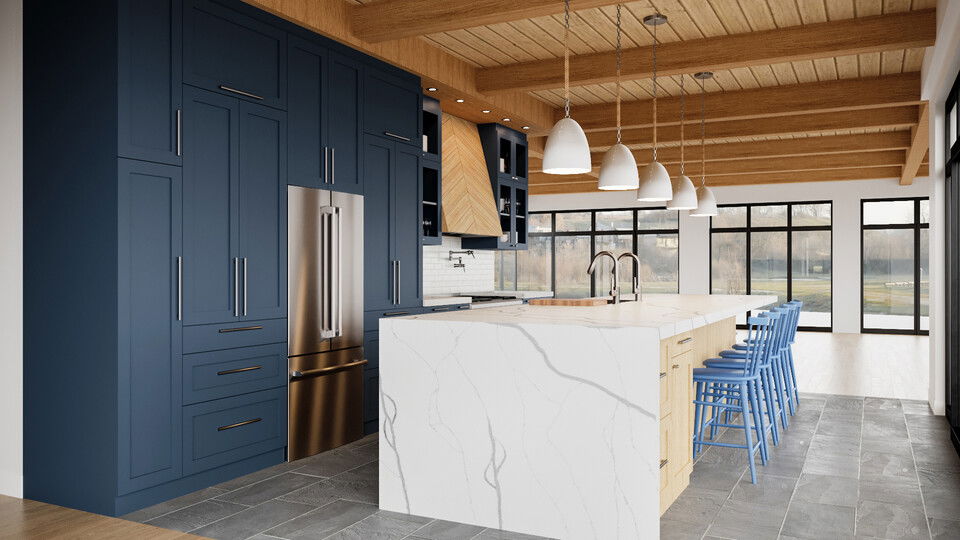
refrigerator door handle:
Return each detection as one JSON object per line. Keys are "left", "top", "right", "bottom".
{"left": 233, "top": 257, "right": 240, "bottom": 317}
{"left": 319, "top": 206, "right": 341, "bottom": 339}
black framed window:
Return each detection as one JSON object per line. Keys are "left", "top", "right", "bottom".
{"left": 494, "top": 208, "right": 680, "bottom": 297}
{"left": 861, "top": 197, "right": 930, "bottom": 335}
{"left": 710, "top": 201, "right": 833, "bottom": 330}
{"left": 946, "top": 68, "right": 960, "bottom": 453}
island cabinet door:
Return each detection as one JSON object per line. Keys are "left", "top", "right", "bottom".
{"left": 117, "top": 159, "right": 183, "bottom": 495}
{"left": 393, "top": 145, "right": 422, "bottom": 308}
{"left": 118, "top": 0, "right": 182, "bottom": 165}
{"left": 669, "top": 350, "right": 694, "bottom": 482}
{"left": 237, "top": 101, "right": 286, "bottom": 321}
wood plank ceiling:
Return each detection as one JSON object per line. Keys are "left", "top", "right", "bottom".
{"left": 343, "top": 0, "right": 936, "bottom": 193}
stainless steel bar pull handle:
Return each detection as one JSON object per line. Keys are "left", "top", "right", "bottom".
{"left": 678, "top": 337, "right": 693, "bottom": 344}
{"left": 218, "top": 325, "right": 263, "bottom": 333}
{"left": 176, "top": 109, "right": 182, "bottom": 157}
{"left": 218, "top": 417, "right": 262, "bottom": 431}
{"left": 330, "top": 147, "right": 335, "bottom": 184}
{"left": 217, "top": 365, "right": 262, "bottom": 376}
{"left": 660, "top": 459, "right": 669, "bottom": 469}
{"left": 383, "top": 131, "right": 411, "bottom": 142}
{"left": 218, "top": 85, "right": 264, "bottom": 100}
{"left": 319, "top": 207, "right": 342, "bottom": 339}
{"left": 177, "top": 256, "right": 183, "bottom": 321}
{"left": 290, "top": 359, "right": 368, "bottom": 379}
{"left": 243, "top": 257, "right": 248, "bottom": 316}
{"left": 323, "top": 146, "right": 328, "bottom": 184}
{"left": 233, "top": 258, "right": 240, "bottom": 317}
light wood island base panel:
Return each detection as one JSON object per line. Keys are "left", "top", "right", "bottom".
{"left": 659, "top": 317, "right": 737, "bottom": 515}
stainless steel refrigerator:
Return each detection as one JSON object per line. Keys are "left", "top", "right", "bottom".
{"left": 287, "top": 186, "right": 365, "bottom": 461}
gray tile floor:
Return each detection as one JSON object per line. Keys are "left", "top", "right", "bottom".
{"left": 124, "top": 393, "right": 960, "bottom": 540}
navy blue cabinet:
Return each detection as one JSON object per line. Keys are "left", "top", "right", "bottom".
{"left": 117, "top": 159, "right": 184, "bottom": 495}
{"left": 182, "top": 86, "right": 286, "bottom": 325}
{"left": 363, "top": 134, "right": 423, "bottom": 311}
{"left": 238, "top": 102, "right": 287, "bottom": 321}
{"left": 184, "top": 0, "right": 287, "bottom": 109}
{"left": 364, "top": 68, "right": 421, "bottom": 146}
{"left": 182, "top": 87, "right": 239, "bottom": 325}
{"left": 118, "top": 0, "right": 182, "bottom": 165}
{"left": 287, "top": 38, "right": 363, "bottom": 193}
{"left": 463, "top": 124, "right": 529, "bottom": 251}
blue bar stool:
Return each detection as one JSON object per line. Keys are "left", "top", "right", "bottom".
{"left": 709, "top": 307, "right": 791, "bottom": 439}
{"left": 692, "top": 314, "right": 779, "bottom": 484}
{"left": 733, "top": 301, "right": 802, "bottom": 416}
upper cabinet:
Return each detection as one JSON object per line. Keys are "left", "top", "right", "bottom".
{"left": 364, "top": 68, "right": 421, "bottom": 146}
{"left": 482, "top": 123, "right": 528, "bottom": 183}
{"left": 184, "top": 0, "right": 287, "bottom": 109}
{"left": 421, "top": 95, "right": 441, "bottom": 161}
{"left": 118, "top": 0, "right": 183, "bottom": 165}
{"left": 287, "top": 37, "right": 363, "bottom": 194}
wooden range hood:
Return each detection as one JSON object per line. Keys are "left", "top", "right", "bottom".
{"left": 440, "top": 115, "right": 503, "bottom": 237}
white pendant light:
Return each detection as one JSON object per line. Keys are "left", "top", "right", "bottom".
{"left": 690, "top": 71, "right": 718, "bottom": 217}
{"left": 542, "top": 0, "right": 591, "bottom": 175}
{"left": 667, "top": 74, "right": 697, "bottom": 210}
{"left": 598, "top": 5, "right": 639, "bottom": 190}
{"left": 636, "top": 13, "right": 672, "bottom": 202}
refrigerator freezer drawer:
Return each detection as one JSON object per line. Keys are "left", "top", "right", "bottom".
{"left": 288, "top": 347, "right": 366, "bottom": 460}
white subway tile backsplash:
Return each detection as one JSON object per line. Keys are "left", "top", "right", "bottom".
{"left": 422, "top": 236, "right": 495, "bottom": 295}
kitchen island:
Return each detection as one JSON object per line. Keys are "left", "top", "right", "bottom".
{"left": 378, "top": 294, "right": 776, "bottom": 539}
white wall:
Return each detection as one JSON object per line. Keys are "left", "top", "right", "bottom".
{"left": 422, "top": 236, "right": 496, "bottom": 295}
{"left": 0, "top": 0, "right": 24, "bottom": 497}
{"left": 531, "top": 177, "right": 932, "bottom": 334}
{"left": 920, "top": 0, "right": 960, "bottom": 415}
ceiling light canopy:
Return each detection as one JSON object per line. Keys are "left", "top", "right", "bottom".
{"left": 636, "top": 12, "right": 672, "bottom": 201}
{"left": 542, "top": 0, "right": 591, "bottom": 175}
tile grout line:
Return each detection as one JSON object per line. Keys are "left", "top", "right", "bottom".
{"left": 775, "top": 398, "right": 825, "bottom": 539}
{"left": 853, "top": 396, "right": 865, "bottom": 537}
{"left": 904, "top": 405, "right": 936, "bottom": 540}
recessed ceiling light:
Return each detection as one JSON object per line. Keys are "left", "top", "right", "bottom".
{"left": 502, "top": 118, "right": 511, "bottom": 122}
{"left": 426, "top": 87, "right": 437, "bottom": 92}
{"left": 455, "top": 99, "right": 465, "bottom": 103}
{"left": 482, "top": 109, "right": 491, "bottom": 113}
{"left": 522, "top": 126, "right": 530, "bottom": 130}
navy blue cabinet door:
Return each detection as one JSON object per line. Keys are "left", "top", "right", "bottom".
{"left": 363, "top": 135, "right": 394, "bottom": 311}
{"left": 394, "top": 146, "right": 422, "bottom": 308}
{"left": 184, "top": 0, "right": 287, "bottom": 109}
{"left": 117, "top": 159, "right": 183, "bottom": 495}
{"left": 326, "top": 52, "right": 363, "bottom": 194}
{"left": 287, "top": 36, "right": 325, "bottom": 189}
{"left": 182, "top": 86, "right": 240, "bottom": 325}
{"left": 238, "top": 102, "right": 287, "bottom": 321}
{"left": 363, "top": 68, "right": 420, "bottom": 145}
{"left": 118, "top": 0, "right": 182, "bottom": 165}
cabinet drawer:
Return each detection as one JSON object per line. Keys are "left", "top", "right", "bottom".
{"left": 666, "top": 332, "right": 695, "bottom": 358}
{"left": 183, "top": 343, "right": 287, "bottom": 404}
{"left": 184, "top": 318, "right": 286, "bottom": 353}
{"left": 183, "top": 387, "right": 287, "bottom": 475}
{"left": 184, "top": 0, "right": 286, "bottom": 108}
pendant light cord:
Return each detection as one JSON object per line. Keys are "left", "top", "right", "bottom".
{"left": 564, "top": 0, "right": 571, "bottom": 118}
{"left": 651, "top": 20, "right": 658, "bottom": 161}
{"left": 679, "top": 74, "right": 685, "bottom": 175}
{"left": 615, "top": 4, "right": 622, "bottom": 144}
{"left": 700, "top": 76, "right": 706, "bottom": 188}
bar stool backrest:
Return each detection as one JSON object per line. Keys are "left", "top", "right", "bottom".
{"left": 785, "top": 300, "right": 803, "bottom": 342}
{"left": 744, "top": 313, "right": 779, "bottom": 377}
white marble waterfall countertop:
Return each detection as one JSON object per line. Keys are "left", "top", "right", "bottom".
{"left": 396, "top": 294, "right": 777, "bottom": 338}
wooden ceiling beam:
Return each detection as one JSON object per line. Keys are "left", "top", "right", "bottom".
{"left": 241, "top": 0, "right": 555, "bottom": 131}
{"left": 568, "top": 74, "right": 921, "bottom": 132}
{"left": 530, "top": 132, "right": 913, "bottom": 171}
{"left": 530, "top": 165, "right": 930, "bottom": 194}
{"left": 476, "top": 9, "right": 936, "bottom": 93}
{"left": 351, "top": 0, "right": 623, "bottom": 43}
{"left": 530, "top": 151, "right": 907, "bottom": 183}
{"left": 574, "top": 106, "right": 918, "bottom": 151}
{"left": 901, "top": 102, "right": 930, "bottom": 185}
